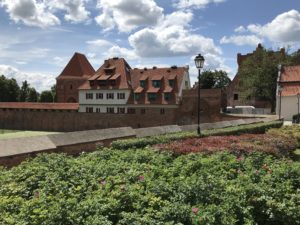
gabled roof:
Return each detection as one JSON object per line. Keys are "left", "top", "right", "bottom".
{"left": 280, "top": 65, "right": 300, "bottom": 82}
{"left": 79, "top": 57, "right": 132, "bottom": 90}
{"left": 57, "top": 52, "right": 95, "bottom": 79}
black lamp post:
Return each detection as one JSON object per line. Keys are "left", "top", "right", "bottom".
{"left": 297, "top": 93, "right": 300, "bottom": 124}
{"left": 194, "top": 54, "right": 205, "bottom": 135}
{"left": 278, "top": 85, "right": 282, "bottom": 120}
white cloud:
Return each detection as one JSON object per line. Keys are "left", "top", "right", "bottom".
{"left": 46, "top": 0, "right": 90, "bottom": 23}
{"left": 95, "top": 0, "right": 164, "bottom": 32}
{"left": 0, "top": 0, "right": 90, "bottom": 28}
{"left": 247, "top": 10, "right": 300, "bottom": 44}
{"left": 0, "top": 0, "right": 60, "bottom": 28}
{"left": 220, "top": 35, "right": 262, "bottom": 46}
{"left": 86, "top": 39, "right": 114, "bottom": 48}
{"left": 174, "top": 0, "right": 226, "bottom": 9}
{"left": 234, "top": 26, "right": 246, "bottom": 33}
{"left": 128, "top": 11, "right": 221, "bottom": 57}
{"left": 106, "top": 45, "right": 138, "bottom": 60}
{"left": 0, "top": 65, "right": 55, "bottom": 92}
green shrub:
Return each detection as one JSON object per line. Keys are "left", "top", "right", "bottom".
{"left": 267, "top": 125, "right": 300, "bottom": 148}
{"left": 0, "top": 149, "right": 299, "bottom": 225}
{"left": 112, "top": 121, "right": 283, "bottom": 150}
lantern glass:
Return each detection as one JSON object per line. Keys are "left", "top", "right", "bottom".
{"left": 194, "top": 54, "right": 205, "bottom": 69}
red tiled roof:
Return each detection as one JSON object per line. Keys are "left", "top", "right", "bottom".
{"left": 281, "top": 83, "right": 300, "bottom": 97}
{"left": 57, "top": 52, "right": 95, "bottom": 79}
{"left": 134, "top": 87, "right": 144, "bottom": 93}
{"left": 140, "top": 74, "right": 148, "bottom": 80}
{"left": 150, "top": 74, "right": 163, "bottom": 80}
{"left": 98, "top": 74, "right": 111, "bottom": 80}
{"left": 147, "top": 87, "right": 160, "bottom": 93}
{"left": 168, "top": 74, "right": 177, "bottom": 79}
{"left": 109, "top": 73, "right": 121, "bottom": 80}
{"left": 88, "top": 74, "right": 101, "bottom": 81}
{"left": 280, "top": 65, "right": 300, "bottom": 82}
{"left": 164, "top": 86, "right": 173, "bottom": 93}
{"left": 0, "top": 103, "right": 79, "bottom": 110}
{"left": 85, "top": 58, "right": 132, "bottom": 89}
{"left": 130, "top": 66, "right": 187, "bottom": 104}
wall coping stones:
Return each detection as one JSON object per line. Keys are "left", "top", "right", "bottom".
{"left": 0, "top": 136, "right": 57, "bottom": 157}
{"left": 135, "top": 125, "right": 182, "bottom": 138}
{"left": 48, "top": 127, "right": 136, "bottom": 147}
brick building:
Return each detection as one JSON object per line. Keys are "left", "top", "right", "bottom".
{"left": 56, "top": 53, "right": 95, "bottom": 103}
{"left": 78, "top": 57, "right": 190, "bottom": 113}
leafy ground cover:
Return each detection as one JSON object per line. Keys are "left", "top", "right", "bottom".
{"left": 112, "top": 121, "right": 283, "bottom": 150}
{"left": 0, "top": 148, "right": 299, "bottom": 225}
{"left": 154, "top": 133, "right": 297, "bottom": 157}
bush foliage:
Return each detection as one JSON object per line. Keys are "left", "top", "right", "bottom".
{"left": 112, "top": 121, "right": 283, "bottom": 150}
{"left": 0, "top": 149, "right": 299, "bottom": 225}
{"left": 154, "top": 133, "right": 297, "bottom": 157}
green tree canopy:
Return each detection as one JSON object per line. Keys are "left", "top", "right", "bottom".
{"left": 238, "top": 46, "right": 288, "bottom": 111}
{"left": 200, "top": 70, "right": 231, "bottom": 89}
{"left": 39, "top": 90, "right": 54, "bottom": 102}
{"left": 19, "top": 80, "right": 30, "bottom": 102}
{"left": 0, "top": 75, "right": 20, "bottom": 102}
{"left": 27, "top": 87, "right": 39, "bottom": 102}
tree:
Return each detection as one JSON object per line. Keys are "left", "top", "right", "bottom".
{"left": 200, "top": 70, "right": 231, "bottom": 89}
{"left": 27, "top": 87, "right": 39, "bottom": 102}
{"left": 39, "top": 90, "right": 54, "bottom": 102}
{"left": 0, "top": 75, "right": 20, "bottom": 102}
{"left": 238, "top": 46, "right": 288, "bottom": 112}
{"left": 19, "top": 80, "right": 30, "bottom": 102}
{"left": 51, "top": 84, "right": 57, "bottom": 102}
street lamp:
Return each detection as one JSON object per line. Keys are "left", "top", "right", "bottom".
{"left": 194, "top": 54, "right": 205, "bottom": 135}
{"left": 278, "top": 85, "right": 282, "bottom": 120}
{"left": 297, "top": 93, "right": 300, "bottom": 124}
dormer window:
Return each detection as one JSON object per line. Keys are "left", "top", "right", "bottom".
{"left": 134, "top": 93, "right": 141, "bottom": 101}
{"left": 90, "top": 81, "right": 95, "bottom": 86}
{"left": 164, "top": 93, "right": 172, "bottom": 101}
{"left": 148, "top": 93, "right": 157, "bottom": 101}
{"left": 152, "top": 80, "right": 161, "bottom": 88}
{"left": 168, "top": 80, "right": 175, "bottom": 87}
{"left": 140, "top": 80, "right": 146, "bottom": 88}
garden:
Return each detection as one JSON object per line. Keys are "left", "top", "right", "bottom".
{"left": 0, "top": 121, "right": 299, "bottom": 225}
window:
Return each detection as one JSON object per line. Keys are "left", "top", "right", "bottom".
{"left": 164, "top": 93, "right": 171, "bottom": 101}
{"left": 96, "top": 93, "right": 103, "bottom": 99}
{"left": 134, "top": 93, "right": 140, "bottom": 101}
{"left": 117, "top": 93, "right": 125, "bottom": 99}
{"left": 140, "top": 80, "right": 146, "bottom": 88}
{"left": 99, "top": 80, "right": 106, "bottom": 86}
{"left": 107, "top": 93, "right": 114, "bottom": 99}
{"left": 148, "top": 93, "right": 157, "bottom": 101}
{"left": 169, "top": 80, "right": 175, "bottom": 87}
{"left": 127, "top": 108, "right": 136, "bottom": 114}
{"left": 70, "top": 84, "right": 73, "bottom": 90}
{"left": 185, "top": 81, "right": 189, "bottom": 88}
{"left": 141, "top": 108, "right": 146, "bottom": 114}
{"left": 152, "top": 80, "right": 161, "bottom": 88}
{"left": 96, "top": 108, "right": 101, "bottom": 113}
{"left": 107, "top": 107, "right": 114, "bottom": 113}
{"left": 234, "top": 94, "right": 239, "bottom": 100}
{"left": 118, "top": 107, "right": 125, "bottom": 114}
{"left": 86, "top": 93, "right": 93, "bottom": 99}
{"left": 86, "top": 107, "right": 93, "bottom": 113}
{"left": 110, "top": 80, "right": 116, "bottom": 86}
{"left": 90, "top": 81, "right": 95, "bottom": 86}
{"left": 160, "top": 108, "right": 165, "bottom": 115}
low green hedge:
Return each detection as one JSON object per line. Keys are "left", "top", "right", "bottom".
{"left": 111, "top": 120, "right": 283, "bottom": 150}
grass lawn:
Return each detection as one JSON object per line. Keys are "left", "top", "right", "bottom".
{"left": 0, "top": 129, "right": 60, "bottom": 139}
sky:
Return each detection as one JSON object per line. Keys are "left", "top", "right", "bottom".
{"left": 0, "top": 0, "right": 300, "bottom": 92}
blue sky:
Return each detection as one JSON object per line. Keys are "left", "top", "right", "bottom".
{"left": 0, "top": 0, "right": 300, "bottom": 91}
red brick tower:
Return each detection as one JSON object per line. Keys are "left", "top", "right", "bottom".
{"left": 56, "top": 53, "right": 95, "bottom": 103}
